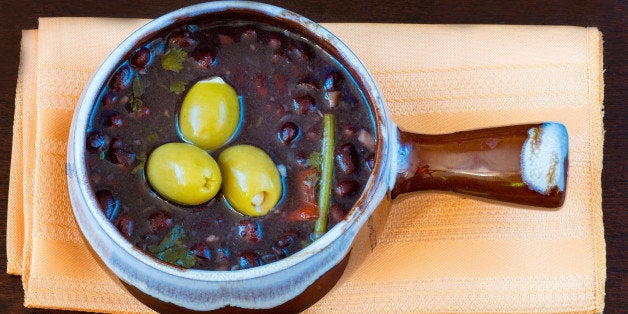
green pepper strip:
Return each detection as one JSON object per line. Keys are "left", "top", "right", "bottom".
{"left": 313, "top": 114, "right": 334, "bottom": 238}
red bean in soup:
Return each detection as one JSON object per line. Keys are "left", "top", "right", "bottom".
{"left": 85, "top": 21, "right": 376, "bottom": 270}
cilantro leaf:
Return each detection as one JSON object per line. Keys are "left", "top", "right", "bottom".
{"left": 129, "top": 94, "right": 143, "bottom": 112}
{"left": 161, "top": 47, "right": 187, "bottom": 72}
{"left": 132, "top": 75, "right": 146, "bottom": 98}
{"left": 169, "top": 81, "right": 187, "bottom": 95}
{"left": 129, "top": 75, "right": 148, "bottom": 112}
{"left": 131, "top": 153, "right": 147, "bottom": 175}
{"left": 147, "top": 133, "right": 160, "bottom": 143}
{"left": 148, "top": 225, "right": 196, "bottom": 268}
{"left": 148, "top": 225, "right": 185, "bottom": 253}
{"left": 307, "top": 151, "right": 323, "bottom": 169}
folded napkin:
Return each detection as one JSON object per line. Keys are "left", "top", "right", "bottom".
{"left": 7, "top": 18, "right": 605, "bottom": 313}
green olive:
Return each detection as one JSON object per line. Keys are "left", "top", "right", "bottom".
{"left": 179, "top": 77, "right": 240, "bottom": 150}
{"left": 146, "top": 142, "right": 221, "bottom": 206}
{"left": 218, "top": 145, "right": 282, "bottom": 216}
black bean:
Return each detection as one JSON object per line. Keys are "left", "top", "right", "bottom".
{"left": 214, "top": 246, "right": 230, "bottom": 270}
{"left": 109, "top": 148, "right": 135, "bottom": 167}
{"left": 168, "top": 30, "right": 195, "bottom": 47}
{"left": 271, "top": 50, "right": 285, "bottom": 63}
{"left": 272, "top": 231, "right": 296, "bottom": 258}
{"left": 110, "top": 65, "right": 132, "bottom": 91}
{"left": 238, "top": 252, "right": 262, "bottom": 269}
{"left": 292, "top": 95, "right": 315, "bottom": 114}
{"left": 116, "top": 214, "right": 134, "bottom": 238}
{"left": 110, "top": 137, "right": 123, "bottom": 149}
{"left": 254, "top": 73, "right": 268, "bottom": 97}
{"left": 272, "top": 232, "right": 294, "bottom": 258}
{"left": 280, "top": 232, "right": 296, "bottom": 248}
{"left": 241, "top": 28, "right": 257, "bottom": 41}
{"left": 219, "top": 33, "right": 235, "bottom": 46}
{"left": 267, "top": 33, "right": 282, "bottom": 50}
{"left": 190, "top": 242, "right": 211, "bottom": 260}
{"left": 238, "top": 220, "right": 262, "bottom": 243}
{"left": 366, "top": 154, "right": 375, "bottom": 171}
{"left": 330, "top": 203, "right": 347, "bottom": 224}
{"left": 323, "top": 71, "right": 343, "bottom": 91}
{"left": 334, "top": 179, "right": 360, "bottom": 197}
{"left": 341, "top": 124, "right": 358, "bottom": 139}
{"left": 106, "top": 112, "right": 123, "bottom": 128}
{"left": 335, "top": 143, "right": 359, "bottom": 174}
{"left": 130, "top": 47, "right": 151, "bottom": 68}
{"left": 191, "top": 47, "right": 215, "bottom": 69}
{"left": 148, "top": 211, "right": 172, "bottom": 233}
{"left": 95, "top": 189, "right": 118, "bottom": 220}
{"left": 215, "top": 246, "right": 230, "bottom": 260}
{"left": 138, "top": 104, "right": 151, "bottom": 118}
{"left": 102, "top": 93, "right": 116, "bottom": 108}
{"left": 272, "top": 247, "right": 286, "bottom": 258}
{"left": 86, "top": 131, "right": 106, "bottom": 152}
{"left": 278, "top": 122, "right": 299, "bottom": 144}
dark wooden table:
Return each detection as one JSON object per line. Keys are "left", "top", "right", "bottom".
{"left": 0, "top": 1, "right": 625, "bottom": 312}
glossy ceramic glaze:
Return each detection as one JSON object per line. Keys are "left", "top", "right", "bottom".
{"left": 67, "top": 1, "right": 568, "bottom": 311}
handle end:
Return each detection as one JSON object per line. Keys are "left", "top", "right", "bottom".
{"left": 521, "top": 122, "right": 568, "bottom": 206}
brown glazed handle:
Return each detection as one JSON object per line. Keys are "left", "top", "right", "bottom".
{"left": 391, "top": 123, "right": 568, "bottom": 207}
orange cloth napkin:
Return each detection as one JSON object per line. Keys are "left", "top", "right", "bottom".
{"left": 7, "top": 18, "right": 605, "bottom": 313}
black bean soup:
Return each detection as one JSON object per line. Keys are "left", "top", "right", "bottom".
{"left": 85, "top": 21, "right": 376, "bottom": 270}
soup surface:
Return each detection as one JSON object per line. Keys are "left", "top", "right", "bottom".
{"left": 85, "top": 21, "right": 376, "bottom": 270}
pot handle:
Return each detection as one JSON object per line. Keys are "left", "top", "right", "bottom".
{"left": 391, "top": 122, "right": 568, "bottom": 208}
